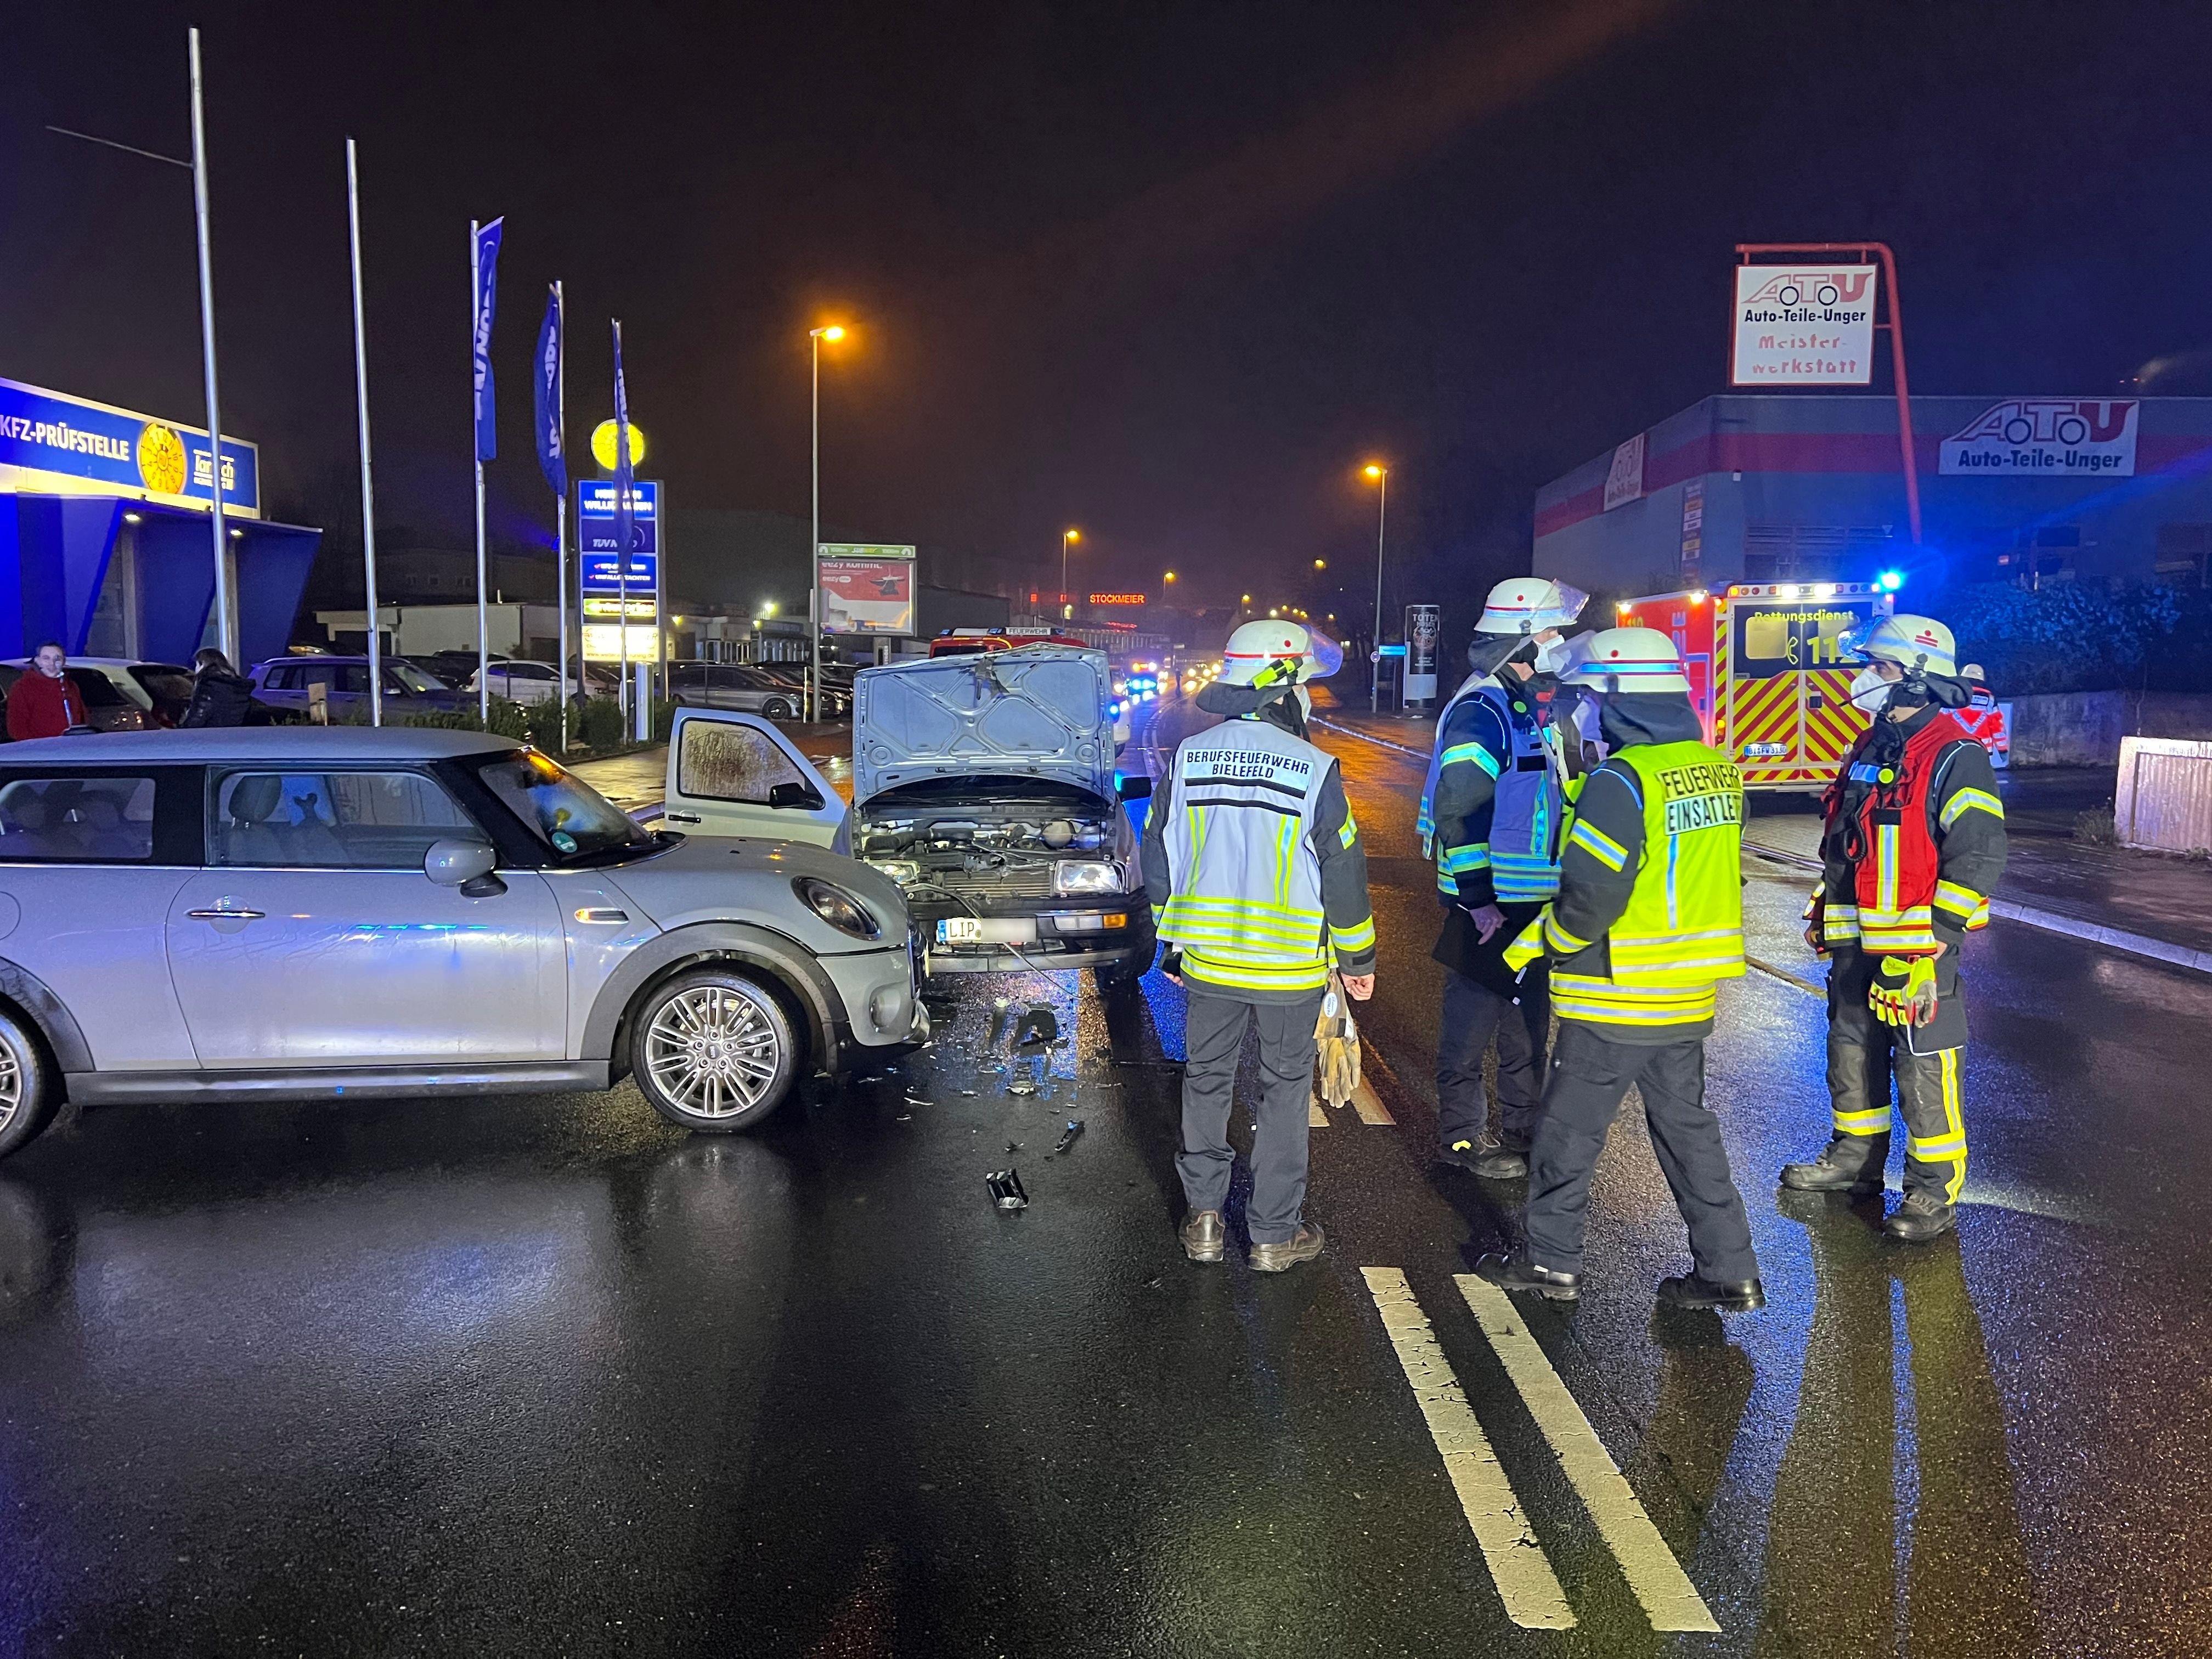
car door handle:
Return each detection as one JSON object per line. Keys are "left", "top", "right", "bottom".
{"left": 187, "top": 907, "right": 265, "bottom": 920}
{"left": 663, "top": 810, "right": 702, "bottom": 823}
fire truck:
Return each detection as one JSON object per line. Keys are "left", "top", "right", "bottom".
{"left": 1616, "top": 582, "right": 1895, "bottom": 793}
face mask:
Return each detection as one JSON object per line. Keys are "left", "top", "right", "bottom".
{"left": 1531, "top": 635, "right": 1574, "bottom": 676}
{"left": 1847, "top": 665, "right": 1895, "bottom": 713}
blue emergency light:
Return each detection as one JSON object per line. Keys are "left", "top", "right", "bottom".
{"left": 1877, "top": 570, "right": 1905, "bottom": 592}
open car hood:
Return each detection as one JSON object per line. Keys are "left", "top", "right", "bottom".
{"left": 854, "top": 645, "right": 1114, "bottom": 805}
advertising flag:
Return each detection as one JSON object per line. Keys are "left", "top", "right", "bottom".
{"left": 611, "top": 319, "right": 634, "bottom": 565}
{"left": 534, "top": 284, "right": 565, "bottom": 496}
{"left": 472, "top": 218, "right": 504, "bottom": 460}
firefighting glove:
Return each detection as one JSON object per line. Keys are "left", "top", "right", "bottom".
{"left": 1870, "top": 955, "right": 1939, "bottom": 1028}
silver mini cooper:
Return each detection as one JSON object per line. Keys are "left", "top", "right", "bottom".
{"left": 0, "top": 726, "right": 924, "bottom": 1160}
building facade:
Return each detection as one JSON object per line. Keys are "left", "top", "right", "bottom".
{"left": 0, "top": 377, "right": 319, "bottom": 665}
{"left": 1534, "top": 394, "right": 2212, "bottom": 600}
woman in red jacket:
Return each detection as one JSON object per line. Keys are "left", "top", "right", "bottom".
{"left": 5, "top": 644, "right": 90, "bottom": 741}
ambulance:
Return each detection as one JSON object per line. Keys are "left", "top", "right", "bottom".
{"left": 1615, "top": 582, "right": 1895, "bottom": 793}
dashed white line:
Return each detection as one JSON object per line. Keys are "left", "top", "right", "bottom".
{"left": 1362, "top": 1268, "right": 1575, "bottom": 1629}
{"left": 1454, "top": 1274, "right": 1720, "bottom": 1634}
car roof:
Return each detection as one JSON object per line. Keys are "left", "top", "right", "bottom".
{"left": 0, "top": 727, "right": 520, "bottom": 764}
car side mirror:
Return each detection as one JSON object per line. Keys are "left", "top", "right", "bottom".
{"left": 1116, "top": 774, "right": 1154, "bottom": 802}
{"left": 768, "top": 781, "right": 825, "bottom": 811}
{"left": 425, "top": 838, "right": 504, "bottom": 896}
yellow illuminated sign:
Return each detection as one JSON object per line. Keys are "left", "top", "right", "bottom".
{"left": 590, "top": 420, "right": 646, "bottom": 471}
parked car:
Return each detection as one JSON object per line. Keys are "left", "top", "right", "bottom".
{"left": 850, "top": 645, "right": 1153, "bottom": 985}
{"left": 746, "top": 663, "right": 853, "bottom": 719}
{"left": 0, "top": 724, "right": 924, "bottom": 1160}
{"left": 466, "top": 660, "right": 581, "bottom": 705}
{"left": 249, "top": 656, "right": 465, "bottom": 719}
{"left": 0, "top": 662, "right": 154, "bottom": 735}
{"left": 667, "top": 661, "right": 820, "bottom": 720}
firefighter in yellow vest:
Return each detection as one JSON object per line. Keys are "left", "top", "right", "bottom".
{"left": 1781, "top": 615, "right": 2008, "bottom": 1243}
{"left": 1142, "top": 620, "right": 1376, "bottom": 1272}
{"left": 1475, "top": 627, "right": 1763, "bottom": 1311}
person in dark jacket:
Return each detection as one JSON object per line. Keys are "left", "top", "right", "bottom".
{"left": 179, "top": 648, "right": 256, "bottom": 729}
{"left": 6, "top": 643, "right": 89, "bottom": 740}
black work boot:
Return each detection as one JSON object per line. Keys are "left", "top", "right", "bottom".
{"left": 1438, "top": 1131, "right": 1530, "bottom": 1180}
{"left": 1474, "top": 1252, "right": 1581, "bottom": 1301}
{"left": 1780, "top": 1137, "right": 1886, "bottom": 1197}
{"left": 1180, "top": 1210, "right": 1226, "bottom": 1263}
{"left": 1249, "top": 1222, "right": 1325, "bottom": 1273}
{"left": 1657, "top": 1273, "right": 1767, "bottom": 1313}
{"left": 1883, "top": 1189, "right": 1957, "bottom": 1243}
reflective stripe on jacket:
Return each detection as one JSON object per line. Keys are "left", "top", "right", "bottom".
{"left": 1149, "top": 714, "right": 1375, "bottom": 997}
{"left": 1417, "top": 676, "right": 1565, "bottom": 905}
{"left": 1505, "top": 737, "right": 1745, "bottom": 1041}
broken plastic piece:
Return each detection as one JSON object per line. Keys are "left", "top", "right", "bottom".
{"left": 1014, "top": 1005, "right": 1060, "bottom": 1047}
{"left": 1053, "top": 1119, "right": 1085, "bottom": 1155}
{"left": 1006, "top": 1078, "right": 1039, "bottom": 1097}
{"left": 986, "top": 1167, "right": 1029, "bottom": 1211}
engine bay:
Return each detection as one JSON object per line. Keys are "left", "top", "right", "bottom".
{"left": 857, "top": 783, "right": 1128, "bottom": 895}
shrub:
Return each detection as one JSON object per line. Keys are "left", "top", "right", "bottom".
{"left": 1946, "top": 580, "right": 2181, "bottom": 695}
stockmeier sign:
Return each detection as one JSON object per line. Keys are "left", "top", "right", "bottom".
{"left": 0, "top": 377, "right": 261, "bottom": 514}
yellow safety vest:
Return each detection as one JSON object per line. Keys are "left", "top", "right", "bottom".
{"left": 1511, "top": 740, "right": 1745, "bottom": 1030}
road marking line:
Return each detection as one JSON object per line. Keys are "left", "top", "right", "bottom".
{"left": 1349, "top": 1077, "right": 1394, "bottom": 1125}
{"left": 1453, "top": 1276, "right": 1720, "bottom": 1634}
{"left": 1361, "top": 1268, "right": 1575, "bottom": 1630}
{"left": 1309, "top": 1097, "right": 1330, "bottom": 1126}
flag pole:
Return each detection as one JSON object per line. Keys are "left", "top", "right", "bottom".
{"left": 614, "top": 320, "right": 630, "bottom": 724}
{"left": 187, "top": 28, "right": 234, "bottom": 662}
{"left": 471, "top": 220, "right": 490, "bottom": 722}
{"left": 346, "top": 140, "right": 382, "bottom": 726}
{"left": 555, "top": 280, "right": 569, "bottom": 754}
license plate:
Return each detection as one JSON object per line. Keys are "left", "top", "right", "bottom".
{"left": 1741, "top": 742, "right": 1790, "bottom": 758}
{"left": 936, "top": 917, "right": 984, "bottom": 944}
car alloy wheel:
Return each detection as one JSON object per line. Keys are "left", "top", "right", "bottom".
{"left": 633, "top": 970, "right": 796, "bottom": 1131}
{"left": 763, "top": 699, "right": 793, "bottom": 720}
{"left": 0, "top": 1006, "right": 57, "bottom": 1160}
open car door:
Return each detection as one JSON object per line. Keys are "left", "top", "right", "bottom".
{"left": 661, "top": 708, "right": 849, "bottom": 851}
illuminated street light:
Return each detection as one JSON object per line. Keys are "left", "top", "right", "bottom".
{"left": 1062, "top": 528, "right": 1080, "bottom": 607}
{"left": 1362, "top": 462, "right": 1389, "bottom": 712}
{"left": 1313, "top": 558, "right": 1325, "bottom": 569}
{"left": 809, "top": 323, "right": 853, "bottom": 720}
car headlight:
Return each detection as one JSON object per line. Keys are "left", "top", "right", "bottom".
{"left": 1053, "top": 860, "right": 1121, "bottom": 896}
{"left": 866, "top": 857, "right": 921, "bottom": 885}
{"left": 794, "top": 876, "right": 881, "bottom": 939}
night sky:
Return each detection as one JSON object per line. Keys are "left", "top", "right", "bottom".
{"left": 7, "top": 0, "right": 2211, "bottom": 628}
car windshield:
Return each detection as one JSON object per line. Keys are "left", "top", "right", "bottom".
{"left": 471, "top": 749, "right": 653, "bottom": 863}
{"left": 388, "top": 662, "right": 447, "bottom": 693}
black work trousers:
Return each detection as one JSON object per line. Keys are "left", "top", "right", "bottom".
{"left": 1825, "top": 947, "right": 1970, "bottom": 1204}
{"left": 1435, "top": 967, "right": 1549, "bottom": 1147}
{"left": 1178, "top": 986, "right": 1325, "bottom": 1245}
{"left": 1523, "top": 1021, "right": 1759, "bottom": 1284}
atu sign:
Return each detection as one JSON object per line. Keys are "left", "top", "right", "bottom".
{"left": 1939, "top": 399, "right": 2139, "bottom": 477}
{"left": 1730, "top": 266, "right": 1878, "bottom": 385}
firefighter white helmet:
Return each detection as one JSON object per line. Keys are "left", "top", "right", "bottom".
{"left": 1836, "top": 613, "right": 1959, "bottom": 680}
{"left": 1219, "top": 619, "right": 1344, "bottom": 688}
{"left": 1475, "top": 578, "right": 1590, "bottom": 637}
{"left": 1559, "top": 627, "right": 1691, "bottom": 695}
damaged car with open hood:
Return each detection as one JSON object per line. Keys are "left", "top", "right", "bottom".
{"left": 850, "top": 644, "right": 1155, "bottom": 984}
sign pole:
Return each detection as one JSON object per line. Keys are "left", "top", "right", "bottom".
{"left": 554, "top": 281, "right": 569, "bottom": 752}
{"left": 1369, "top": 466, "right": 1387, "bottom": 714}
{"left": 187, "top": 28, "right": 234, "bottom": 663}
{"left": 471, "top": 219, "right": 490, "bottom": 722}
{"left": 345, "top": 138, "right": 381, "bottom": 726}
{"left": 810, "top": 331, "right": 822, "bottom": 724}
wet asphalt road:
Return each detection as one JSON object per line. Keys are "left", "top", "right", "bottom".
{"left": 1, "top": 689, "right": 2209, "bottom": 1655}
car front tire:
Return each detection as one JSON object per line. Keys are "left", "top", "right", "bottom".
{"left": 762, "top": 698, "right": 794, "bottom": 720}
{"left": 0, "top": 1006, "right": 59, "bottom": 1160}
{"left": 628, "top": 969, "right": 799, "bottom": 1132}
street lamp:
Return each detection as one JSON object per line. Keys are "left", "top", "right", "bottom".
{"left": 1313, "top": 558, "right": 1326, "bottom": 570}
{"left": 809, "top": 324, "right": 849, "bottom": 721}
{"left": 1362, "top": 462, "right": 1388, "bottom": 713}
{"left": 1061, "top": 528, "right": 1080, "bottom": 615}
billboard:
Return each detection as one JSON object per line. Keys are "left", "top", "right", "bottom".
{"left": 1729, "top": 266, "right": 1878, "bottom": 385}
{"left": 1939, "top": 399, "right": 2138, "bottom": 477}
{"left": 580, "top": 551, "right": 659, "bottom": 594}
{"left": 820, "top": 544, "right": 916, "bottom": 635}
{"left": 1602, "top": 433, "right": 1645, "bottom": 511}
{"left": 575, "top": 478, "right": 659, "bottom": 556}
{"left": 0, "top": 376, "right": 259, "bottom": 513}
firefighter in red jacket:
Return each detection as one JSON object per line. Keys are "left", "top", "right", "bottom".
{"left": 1781, "top": 615, "right": 2008, "bottom": 1243}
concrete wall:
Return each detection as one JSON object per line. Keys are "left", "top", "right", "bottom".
{"left": 2006, "top": 690, "right": 2212, "bottom": 766}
